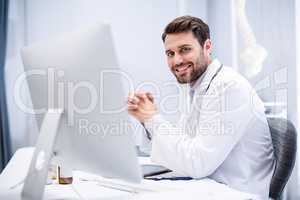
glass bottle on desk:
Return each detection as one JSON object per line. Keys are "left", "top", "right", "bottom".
{"left": 57, "top": 165, "right": 73, "bottom": 184}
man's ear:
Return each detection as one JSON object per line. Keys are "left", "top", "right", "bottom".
{"left": 203, "top": 39, "right": 212, "bottom": 56}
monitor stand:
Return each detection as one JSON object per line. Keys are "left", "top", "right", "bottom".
{"left": 21, "top": 109, "right": 63, "bottom": 200}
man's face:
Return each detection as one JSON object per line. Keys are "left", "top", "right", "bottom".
{"left": 164, "top": 31, "right": 211, "bottom": 84}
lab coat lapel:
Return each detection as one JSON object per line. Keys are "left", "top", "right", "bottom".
{"left": 192, "top": 59, "right": 222, "bottom": 107}
{"left": 186, "top": 59, "right": 223, "bottom": 137}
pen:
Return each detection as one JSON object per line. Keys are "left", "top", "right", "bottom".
{"left": 143, "top": 169, "right": 172, "bottom": 178}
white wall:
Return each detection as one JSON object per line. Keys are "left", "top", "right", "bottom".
{"left": 241, "top": 0, "right": 295, "bottom": 105}
{"left": 207, "top": 0, "right": 238, "bottom": 69}
{"left": 25, "top": 0, "right": 178, "bottom": 83}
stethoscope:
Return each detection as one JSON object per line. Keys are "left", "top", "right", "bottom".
{"left": 205, "top": 63, "right": 223, "bottom": 93}
{"left": 190, "top": 63, "right": 223, "bottom": 105}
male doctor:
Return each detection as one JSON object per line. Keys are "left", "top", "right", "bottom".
{"left": 127, "top": 16, "right": 275, "bottom": 199}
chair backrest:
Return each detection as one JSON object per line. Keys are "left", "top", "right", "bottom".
{"left": 267, "top": 117, "right": 297, "bottom": 200}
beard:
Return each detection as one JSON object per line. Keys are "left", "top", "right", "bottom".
{"left": 174, "top": 59, "right": 208, "bottom": 84}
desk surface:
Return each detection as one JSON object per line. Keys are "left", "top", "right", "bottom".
{"left": 0, "top": 147, "right": 258, "bottom": 200}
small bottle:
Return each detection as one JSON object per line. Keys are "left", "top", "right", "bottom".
{"left": 57, "top": 165, "right": 73, "bottom": 184}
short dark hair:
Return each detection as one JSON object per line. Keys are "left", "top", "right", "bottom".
{"left": 162, "top": 15, "right": 210, "bottom": 47}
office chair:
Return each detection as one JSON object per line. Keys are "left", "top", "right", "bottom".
{"left": 267, "top": 118, "right": 297, "bottom": 200}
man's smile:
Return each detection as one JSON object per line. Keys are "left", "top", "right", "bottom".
{"left": 175, "top": 63, "right": 192, "bottom": 76}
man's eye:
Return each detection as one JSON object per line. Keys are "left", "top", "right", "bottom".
{"left": 181, "top": 47, "right": 191, "bottom": 53}
{"left": 166, "top": 52, "right": 174, "bottom": 57}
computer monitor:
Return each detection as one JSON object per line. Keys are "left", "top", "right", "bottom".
{"left": 18, "top": 22, "right": 142, "bottom": 199}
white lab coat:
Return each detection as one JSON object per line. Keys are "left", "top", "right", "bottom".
{"left": 143, "top": 59, "right": 275, "bottom": 199}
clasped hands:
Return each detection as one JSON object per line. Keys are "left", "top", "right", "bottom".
{"left": 127, "top": 92, "right": 157, "bottom": 123}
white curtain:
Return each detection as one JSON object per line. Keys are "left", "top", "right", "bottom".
{"left": 5, "top": 0, "right": 39, "bottom": 153}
